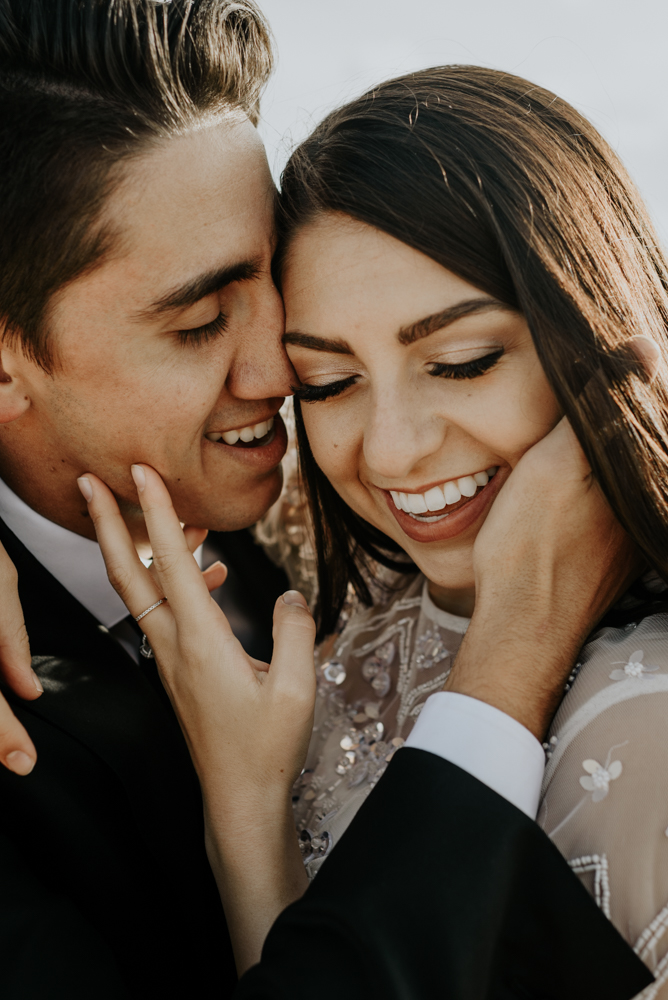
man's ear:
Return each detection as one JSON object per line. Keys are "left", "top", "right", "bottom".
{"left": 0, "top": 341, "right": 31, "bottom": 424}
{"left": 629, "top": 334, "right": 662, "bottom": 382}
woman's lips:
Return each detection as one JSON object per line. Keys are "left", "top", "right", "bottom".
{"left": 382, "top": 466, "right": 509, "bottom": 543}
{"left": 204, "top": 412, "right": 287, "bottom": 471}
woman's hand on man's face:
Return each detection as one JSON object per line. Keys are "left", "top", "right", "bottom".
{"left": 445, "top": 417, "right": 641, "bottom": 741}
{"left": 78, "top": 466, "right": 317, "bottom": 822}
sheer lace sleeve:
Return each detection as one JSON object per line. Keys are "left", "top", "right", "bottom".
{"left": 539, "top": 611, "right": 668, "bottom": 997}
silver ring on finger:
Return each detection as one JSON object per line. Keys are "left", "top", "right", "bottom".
{"left": 134, "top": 597, "right": 168, "bottom": 623}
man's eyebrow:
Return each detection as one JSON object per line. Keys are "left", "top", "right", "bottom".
{"left": 137, "top": 258, "right": 263, "bottom": 319}
{"left": 282, "top": 332, "right": 353, "bottom": 355}
{"left": 398, "top": 298, "right": 513, "bottom": 345}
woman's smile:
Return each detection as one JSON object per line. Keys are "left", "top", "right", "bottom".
{"left": 377, "top": 464, "right": 506, "bottom": 544}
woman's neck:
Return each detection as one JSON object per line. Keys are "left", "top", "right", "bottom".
{"left": 427, "top": 582, "right": 475, "bottom": 619}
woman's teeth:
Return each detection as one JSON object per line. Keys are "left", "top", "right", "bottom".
{"left": 390, "top": 467, "right": 498, "bottom": 516}
{"left": 205, "top": 416, "right": 274, "bottom": 446}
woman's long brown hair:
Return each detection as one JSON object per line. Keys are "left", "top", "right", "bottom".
{"left": 276, "top": 65, "right": 668, "bottom": 640}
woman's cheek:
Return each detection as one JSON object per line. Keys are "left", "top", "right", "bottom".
{"left": 466, "top": 377, "right": 560, "bottom": 466}
{"left": 302, "top": 408, "right": 355, "bottom": 484}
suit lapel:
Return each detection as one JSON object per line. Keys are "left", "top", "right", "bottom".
{"left": 0, "top": 518, "right": 204, "bottom": 860}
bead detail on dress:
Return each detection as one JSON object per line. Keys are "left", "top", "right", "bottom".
{"left": 579, "top": 758, "right": 623, "bottom": 801}
{"left": 569, "top": 854, "right": 611, "bottom": 918}
{"left": 610, "top": 649, "right": 660, "bottom": 681}
{"left": 321, "top": 660, "right": 346, "bottom": 685}
{"left": 413, "top": 626, "right": 450, "bottom": 670}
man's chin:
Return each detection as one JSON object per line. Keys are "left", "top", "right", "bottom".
{"left": 180, "top": 464, "right": 284, "bottom": 533}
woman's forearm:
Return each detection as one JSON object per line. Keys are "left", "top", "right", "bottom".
{"left": 203, "top": 790, "right": 309, "bottom": 975}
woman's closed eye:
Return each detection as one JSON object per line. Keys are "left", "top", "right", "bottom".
{"left": 292, "top": 347, "right": 504, "bottom": 402}
{"left": 292, "top": 374, "right": 359, "bottom": 403}
{"left": 178, "top": 311, "right": 228, "bottom": 347}
{"left": 428, "top": 347, "right": 504, "bottom": 380}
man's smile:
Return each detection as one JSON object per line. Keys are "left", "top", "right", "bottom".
{"left": 202, "top": 411, "right": 287, "bottom": 471}
{"left": 205, "top": 414, "right": 276, "bottom": 447}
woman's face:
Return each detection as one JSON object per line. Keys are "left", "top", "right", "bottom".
{"left": 282, "top": 213, "right": 561, "bottom": 596}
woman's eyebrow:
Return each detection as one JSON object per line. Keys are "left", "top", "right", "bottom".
{"left": 283, "top": 332, "right": 353, "bottom": 355}
{"left": 398, "top": 297, "right": 513, "bottom": 345}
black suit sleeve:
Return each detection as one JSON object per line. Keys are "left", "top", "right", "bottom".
{"left": 0, "top": 832, "right": 130, "bottom": 1000}
{"left": 236, "top": 748, "right": 653, "bottom": 1000}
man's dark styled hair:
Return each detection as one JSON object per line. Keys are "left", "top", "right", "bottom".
{"left": 277, "top": 65, "right": 668, "bottom": 640}
{"left": 0, "top": 0, "right": 273, "bottom": 370}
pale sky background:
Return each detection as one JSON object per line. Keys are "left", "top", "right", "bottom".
{"left": 257, "top": 0, "right": 668, "bottom": 245}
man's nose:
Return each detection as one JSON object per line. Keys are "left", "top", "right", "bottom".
{"left": 225, "top": 281, "right": 294, "bottom": 400}
{"left": 363, "top": 387, "right": 447, "bottom": 481}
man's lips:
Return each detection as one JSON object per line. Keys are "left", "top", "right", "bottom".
{"left": 203, "top": 412, "right": 287, "bottom": 471}
{"left": 381, "top": 465, "right": 509, "bottom": 543}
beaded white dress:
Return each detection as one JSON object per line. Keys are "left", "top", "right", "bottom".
{"left": 256, "top": 425, "right": 668, "bottom": 997}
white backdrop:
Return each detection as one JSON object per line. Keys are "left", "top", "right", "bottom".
{"left": 257, "top": 0, "right": 668, "bottom": 245}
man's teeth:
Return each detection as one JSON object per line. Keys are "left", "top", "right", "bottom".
{"left": 205, "top": 416, "right": 274, "bottom": 445}
{"left": 390, "top": 467, "right": 498, "bottom": 514}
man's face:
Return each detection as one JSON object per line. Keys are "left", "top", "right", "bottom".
{"left": 1, "top": 117, "right": 292, "bottom": 537}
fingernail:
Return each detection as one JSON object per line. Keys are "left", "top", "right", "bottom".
{"left": 283, "top": 590, "right": 306, "bottom": 607}
{"left": 131, "top": 465, "right": 146, "bottom": 492}
{"left": 77, "top": 476, "right": 93, "bottom": 503}
{"left": 32, "top": 670, "right": 43, "bottom": 694}
{"left": 6, "top": 750, "right": 35, "bottom": 776}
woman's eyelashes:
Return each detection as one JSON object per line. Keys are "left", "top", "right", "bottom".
{"left": 428, "top": 347, "right": 504, "bottom": 380}
{"left": 178, "top": 311, "right": 228, "bottom": 346}
{"left": 293, "top": 347, "right": 504, "bottom": 402}
{"left": 292, "top": 374, "right": 359, "bottom": 403}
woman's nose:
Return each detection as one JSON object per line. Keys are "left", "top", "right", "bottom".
{"left": 363, "top": 391, "right": 446, "bottom": 481}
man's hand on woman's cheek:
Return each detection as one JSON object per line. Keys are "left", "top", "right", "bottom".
{"left": 445, "top": 416, "right": 641, "bottom": 740}
{"left": 447, "top": 336, "right": 661, "bottom": 738}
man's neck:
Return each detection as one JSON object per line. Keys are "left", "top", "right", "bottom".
{"left": 0, "top": 445, "right": 149, "bottom": 553}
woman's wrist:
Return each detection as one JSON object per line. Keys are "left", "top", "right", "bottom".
{"left": 445, "top": 593, "right": 586, "bottom": 740}
{"left": 203, "top": 789, "right": 308, "bottom": 974}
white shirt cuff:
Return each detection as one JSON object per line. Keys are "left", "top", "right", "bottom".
{"left": 404, "top": 691, "right": 545, "bottom": 818}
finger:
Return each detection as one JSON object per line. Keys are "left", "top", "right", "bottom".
{"left": 202, "top": 561, "right": 227, "bottom": 593}
{"left": 129, "top": 465, "right": 222, "bottom": 627}
{"left": 0, "top": 690, "right": 37, "bottom": 775}
{"left": 183, "top": 526, "right": 226, "bottom": 590}
{"left": 78, "top": 475, "right": 167, "bottom": 626}
{"left": 629, "top": 334, "right": 661, "bottom": 381}
{"left": 539, "top": 416, "right": 591, "bottom": 479}
{"left": 270, "top": 590, "right": 316, "bottom": 694}
{"left": 0, "top": 545, "right": 41, "bottom": 700}
{"left": 183, "top": 526, "right": 208, "bottom": 555}
{"left": 147, "top": 525, "right": 208, "bottom": 587}
{"left": 148, "top": 549, "right": 226, "bottom": 595}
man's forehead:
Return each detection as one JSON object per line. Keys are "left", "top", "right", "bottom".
{"left": 104, "top": 118, "right": 276, "bottom": 263}
{"left": 88, "top": 127, "right": 277, "bottom": 317}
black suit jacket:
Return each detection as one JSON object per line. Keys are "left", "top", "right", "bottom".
{"left": 0, "top": 519, "right": 236, "bottom": 999}
{"left": 0, "top": 519, "right": 653, "bottom": 1000}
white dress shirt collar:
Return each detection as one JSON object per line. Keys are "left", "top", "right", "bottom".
{"left": 0, "top": 476, "right": 129, "bottom": 628}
